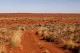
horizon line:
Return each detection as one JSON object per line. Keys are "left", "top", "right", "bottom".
{"left": 0, "top": 12, "right": 80, "bottom": 14}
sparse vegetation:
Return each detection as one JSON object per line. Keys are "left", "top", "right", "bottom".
{"left": 0, "top": 26, "right": 25, "bottom": 53}
{"left": 63, "top": 39, "right": 77, "bottom": 49}
{"left": 0, "top": 15, "right": 80, "bottom": 53}
{"left": 36, "top": 26, "right": 48, "bottom": 36}
{"left": 35, "top": 23, "right": 80, "bottom": 53}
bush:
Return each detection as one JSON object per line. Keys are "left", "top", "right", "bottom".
{"left": 36, "top": 30, "right": 44, "bottom": 36}
{"left": 42, "top": 30, "right": 51, "bottom": 42}
{"left": 63, "top": 39, "right": 77, "bottom": 50}
{"left": 8, "top": 40, "right": 16, "bottom": 47}
{"left": 42, "top": 34, "right": 50, "bottom": 42}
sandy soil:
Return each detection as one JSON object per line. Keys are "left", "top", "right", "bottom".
{"left": 8, "top": 29, "right": 68, "bottom": 53}
{"left": 0, "top": 13, "right": 80, "bottom": 24}
{"left": 0, "top": 13, "right": 80, "bottom": 53}
{"left": 0, "top": 13, "right": 80, "bottom": 17}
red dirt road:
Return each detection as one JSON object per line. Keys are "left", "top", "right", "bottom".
{"left": 9, "top": 29, "right": 68, "bottom": 53}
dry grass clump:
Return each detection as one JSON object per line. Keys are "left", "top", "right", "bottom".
{"left": 42, "top": 30, "right": 51, "bottom": 42}
{"left": 36, "top": 26, "right": 48, "bottom": 36}
{"left": 8, "top": 27, "right": 24, "bottom": 49}
{"left": 63, "top": 39, "right": 77, "bottom": 50}
{"left": 10, "top": 29, "right": 23, "bottom": 48}
{"left": 62, "top": 39, "right": 80, "bottom": 53}
{"left": 0, "top": 26, "right": 25, "bottom": 53}
{"left": 36, "top": 25, "right": 55, "bottom": 42}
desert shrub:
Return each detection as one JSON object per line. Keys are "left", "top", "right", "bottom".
{"left": 36, "top": 30, "right": 44, "bottom": 36}
{"left": 10, "top": 28, "right": 23, "bottom": 49}
{"left": 36, "top": 26, "right": 48, "bottom": 36}
{"left": 48, "top": 34, "right": 57, "bottom": 42}
{"left": 0, "top": 26, "right": 24, "bottom": 50}
{"left": 8, "top": 40, "right": 16, "bottom": 47}
{"left": 68, "top": 25, "right": 76, "bottom": 32}
{"left": 42, "top": 30, "right": 58, "bottom": 42}
{"left": 54, "top": 38, "right": 64, "bottom": 44}
{"left": 42, "top": 30, "right": 51, "bottom": 42}
{"left": 42, "top": 33, "right": 50, "bottom": 42}
{"left": 76, "top": 24, "right": 80, "bottom": 31}
{"left": 63, "top": 39, "right": 77, "bottom": 50}
{"left": 73, "top": 35, "right": 79, "bottom": 43}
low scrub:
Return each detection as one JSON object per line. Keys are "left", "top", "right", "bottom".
{"left": 36, "top": 26, "right": 48, "bottom": 36}
{"left": 0, "top": 27, "right": 24, "bottom": 52}
{"left": 63, "top": 39, "right": 77, "bottom": 50}
{"left": 10, "top": 28, "right": 24, "bottom": 49}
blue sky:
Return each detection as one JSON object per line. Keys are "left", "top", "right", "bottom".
{"left": 0, "top": 0, "right": 80, "bottom": 13}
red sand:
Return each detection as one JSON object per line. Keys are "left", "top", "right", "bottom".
{"left": 0, "top": 13, "right": 80, "bottom": 25}
{"left": 0, "top": 13, "right": 80, "bottom": 53}
{"left": 8, "top": 29, "right": 67, "bottom": 53}
{"left": 0, "top": 13, "right": 80, "bottom": 17}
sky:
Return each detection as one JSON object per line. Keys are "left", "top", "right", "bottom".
{"left": 0, "top": 0, "right": 80, "bottom": 13}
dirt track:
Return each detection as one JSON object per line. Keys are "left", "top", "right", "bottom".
{"left": 8, "top": 29, "right": 68, "bottom": 53}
